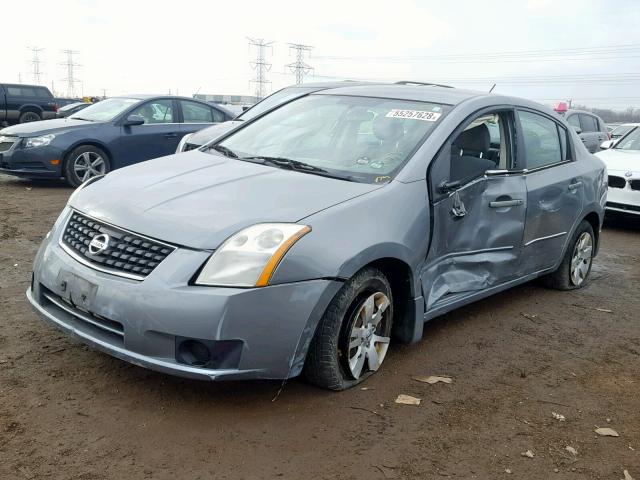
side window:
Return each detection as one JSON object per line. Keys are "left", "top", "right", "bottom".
{"left": 567, "top": 115, "right": 581, "bottom": 129}
{"left": 181, "top": 100, "right": 215, "bottom": 123}
{"left": 35, "top": 88, "right": 51, "bottom": 99}
{"left": 579, "top": 114, "right": 597, "bottom": 132}
{"left": 131, "top": 100, "right": 174, "bottom": 124}
{"left": 448, "top": 113, "right": 507, "bottom": 184}
{"left": 518, "top": 111, "right": 563, "bottom": 169}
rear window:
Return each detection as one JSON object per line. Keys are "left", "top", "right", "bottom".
{"left": 35, "top": 88, "right": 52, "bottom": 99}
{"left": 579, "top": 114, "right": 598, "bottom": 132}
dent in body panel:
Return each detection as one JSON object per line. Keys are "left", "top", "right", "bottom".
{"left": 422, "top": 175, "right": 526, "bottom": 309}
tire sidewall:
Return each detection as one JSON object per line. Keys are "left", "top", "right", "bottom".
{"left": 567, "top": 222, "right": 595, "bottom": 288}
{"left": 64, "top": 145, "right": 111, "bottom": 187}
{"left": 19, "top": 111, "right": 41, "bottom": 123}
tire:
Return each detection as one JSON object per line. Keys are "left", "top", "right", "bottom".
{"left": 19, "top": 111, "right": 41, "bottom": 123}
{"left": 542, "top": 220, "right": 595, "bottom": 290}
{"left": 63, "top": 145, "right": 111, "bottom": 188}
{"left": 304, "top": 267, "right": 394, "bottom": 390}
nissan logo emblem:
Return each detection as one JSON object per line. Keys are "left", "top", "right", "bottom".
{"left": 88, "top": 233, "right": 110, "bottom": 255}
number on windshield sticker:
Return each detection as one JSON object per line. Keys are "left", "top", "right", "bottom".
{"left": 385, "top": 109, "right": 442, "bottom": 121}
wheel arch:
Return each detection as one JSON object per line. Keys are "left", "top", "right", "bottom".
{"left": 63, "top": 141, "right": 113, "bottom": 167}
{"left": 19, "top": 104, "right": 44, "bottom": 114}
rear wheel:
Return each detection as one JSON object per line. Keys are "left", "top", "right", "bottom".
{"left": 304, "top": 267, "right": 393, "bottom": 390}
{"left": 64, "top": 145, "right": 110, "bottom": 187}
{"left": 19, "top": 111, "right": 41, "bottom": 123}
{"left": 542, "top": 220, "right": 595, "bottom": 290}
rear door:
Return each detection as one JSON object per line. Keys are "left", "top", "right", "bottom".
{"left": 518, "top": 109, "right": 583, "bottom": 272}
{"left": 178, "top": 99, "right": 225, "bottom": 136}
{"left": 579, "top": 113, "right": 605, "bottom": 153}
{"left": 116, "top": 99, "right": 181, "bottom": 165}
{"left": 423, "top": 109, "right": 527, "bottom": 310}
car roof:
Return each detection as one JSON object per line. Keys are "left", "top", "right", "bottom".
{"left": 312, "top": 83, "right": 489, "bottom": 106}
{"left": 117, "top": 94, "right": 210, "bottom": 102}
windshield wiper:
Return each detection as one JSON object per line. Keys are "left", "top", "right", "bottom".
{"left": 242, "top": 156, "right": 356, "bottom": 182}
{"left": 210, "top": 144, "right": 238, "bottom": 158}
{"left": 71, "top": 117, "right": 94, "bottom": 122}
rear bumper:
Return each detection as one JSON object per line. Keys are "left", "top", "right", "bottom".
{"left": 28, "top": 220, "right": 342, "bottom": 381}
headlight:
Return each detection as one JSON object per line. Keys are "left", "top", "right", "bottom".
{"left": 23, "top": 134, "right": 55, "bottom": 149}
{"left": 195, "top": 223, "right": 311, "bottom": 287}
{"left": 176, "top": 133, "right": 194, "bottom": 153}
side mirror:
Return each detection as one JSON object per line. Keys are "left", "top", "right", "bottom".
{"left": 242, "top": 106, "right": 249, "bottom": 112}
{"left": 600, "top": 139, "right": 615, "bottom": 150}
{"left": 123, "top": 114, "right": 145, "bottom": 126}
{"left": 571, "top": 125, "right": 582, "bottom": 135}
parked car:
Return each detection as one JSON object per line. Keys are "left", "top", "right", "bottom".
{"left": 0, "top": 95, "right": 233, "bottom": 186}
{"left": 553, "top": 103, "right": 609, "bottom": 153}
{"left": 609, "top": 123, "right": 639, "bottom": 140}
{"left": 55, "top": 98, "right": 83, "bottom": 108}
{"left": 56, "top": 101, "right": 92, "bottom": 118}
{"left": 596, "top": 126, "right": 640, "bottom": 216}
{"left": 0, "top": 83, "right": 57, "bottom": 125}
{"left": 27, "top": 84, "right": 606, "bottom": 390}
{"left": 177, "top": 82, "right": 365, "bottom": 152}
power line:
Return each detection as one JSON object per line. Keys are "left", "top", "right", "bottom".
{"left": 286, "top": 43, "right": 314, "bottom": 84}
{"left": 313, "top": 43, "right": 640, "bottom": 64}
{"left": 247, "top": 38, "right": 273, "bottom": 100}
{"left": 61, "top": 49, "right": 81, "bottom": 98}
{"left": 27, "top": 47, "right": 44, "bottom": 84}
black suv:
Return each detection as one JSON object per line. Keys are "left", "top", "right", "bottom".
{"left": 0, "top": 83, "right": 57, "bottom": 125}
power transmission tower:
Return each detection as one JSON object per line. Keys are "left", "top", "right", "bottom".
{"left": 28, "top": 47, "right": 44, "bottom": 84}
{"left": 286, "top": 43, "right": 313, "bottom": 84}
{"left": 247, "top": 38, "right": 273, "bottom": 100}
{"left": 61, "top": 50, "right": 81, "bottom": 98}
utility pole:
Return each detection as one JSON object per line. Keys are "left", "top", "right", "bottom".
{"left": 247, "top": 38, "right": 273, "bottom": 100}
{"left": 286, "top": 43, "right": 313, "bottom": 84}
{"left": 101, "top": 88, "right": 107, "bottom": 99}
{"left": 28, "top": 47, "right": 44, "bottom": 84}
{"left": 18, "top": 73, "right": 22, "bottom": 83}
{"left": 61, "top": 49, "right": 81, "bottom": 98}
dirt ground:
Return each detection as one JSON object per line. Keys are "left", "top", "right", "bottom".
{"left": 0, "top": 173, "right": 638, "bottom": 480}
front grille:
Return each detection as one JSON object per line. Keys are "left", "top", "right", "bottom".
{"left": 631, "top": 179, "right": 640, "bottom": 191}
{"left": 61, "top": 211, "right": 175, "bottom": 279}
{"left": 608, "top": 175, "right": 626, "bottom": 188}
{"left": 607, "top": 201, "right": 640, "bottom": 213}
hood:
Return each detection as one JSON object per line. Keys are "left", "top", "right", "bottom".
{"left": 0, "top": 118, "right": 99, "bottom": 137}
{"left": 595, "top": 148, "right": 640, "bottom": 174}
{"left": 188, "top": 120, "right": 242, "bottom": 146}
{"left": 72, "top": 151, "right": 383, "bottom": 249}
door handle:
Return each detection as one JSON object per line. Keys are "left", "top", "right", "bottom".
{"left": 489, "top": 199, "right": 523, "bottom": 208}
{"left": 568, "top": 181, "right": 583, "bottom": 191}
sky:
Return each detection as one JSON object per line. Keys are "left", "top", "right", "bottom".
{"left": 2, "top": 0, "right": 640, "bottom": 109}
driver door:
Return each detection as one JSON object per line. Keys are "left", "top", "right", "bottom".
{"left": 423, "top": 109, "right": 527, "bottom": 310}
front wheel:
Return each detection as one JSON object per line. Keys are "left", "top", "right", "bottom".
{"left": 64, "top": 145, "right": 110, "bottom": 187}
{"left": 542, "top": 220, "right": 595, "bottom": 290}
{"left": 304, "top": 267, "right": 393, "bottom": 390}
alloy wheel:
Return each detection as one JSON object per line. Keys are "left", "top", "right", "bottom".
{"left": 346, "top": 291, "right": 391, "bottom": 379}
{"left": 73, "top": 152, "right": 106, "bottom": 182}
{"left": 570, "top": 232, "right": 593, "bottom": 286}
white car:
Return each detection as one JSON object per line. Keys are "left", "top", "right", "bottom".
{"left": 596, "top": 126, "right": 640, "bottom": 216}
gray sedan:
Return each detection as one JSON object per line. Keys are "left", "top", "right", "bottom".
{"left": 28, "top": 84, "right": 606, "bottom": 390}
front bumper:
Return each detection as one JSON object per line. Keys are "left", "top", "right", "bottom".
{"left": 0, "top": 142, "right": 64, "bottom": 178}
{"left": 606, "top": 171, "right": 640, "bottom": 216}
{"left": 28, "top": 217, "right": 342, "bottom": 381}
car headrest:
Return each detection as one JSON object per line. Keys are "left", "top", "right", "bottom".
{"left": 373, "top": 115, "right": 404, "bottom": 142}
{"left": 454, "top": 124, "right": 490, "bottom": 153}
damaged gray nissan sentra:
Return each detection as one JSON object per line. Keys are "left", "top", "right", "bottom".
{"left": 27, "top": 83, "right": 607, "bottom": 390}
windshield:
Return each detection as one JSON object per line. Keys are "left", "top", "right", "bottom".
{"left": 611, "top": 125, "right": 635, "bottom": 138}
{"left": 69, "top": 97, "right": 141, "bottom": 121}
{"left": 614, "top": 127, "right": 640, "bottom": 150}
{"left": 237, "top": 87, "right": 318, "bottom": 121}
{"left": 218, "top": 94, "right": 447, "bottom": 183}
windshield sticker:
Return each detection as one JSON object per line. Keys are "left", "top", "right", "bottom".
{"left": 386, "top": 109, "right": 442, "bottom": 121}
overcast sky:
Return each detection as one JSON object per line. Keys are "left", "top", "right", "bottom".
{"left": 2, "top": 0, "right": 640, "bottom": 109}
